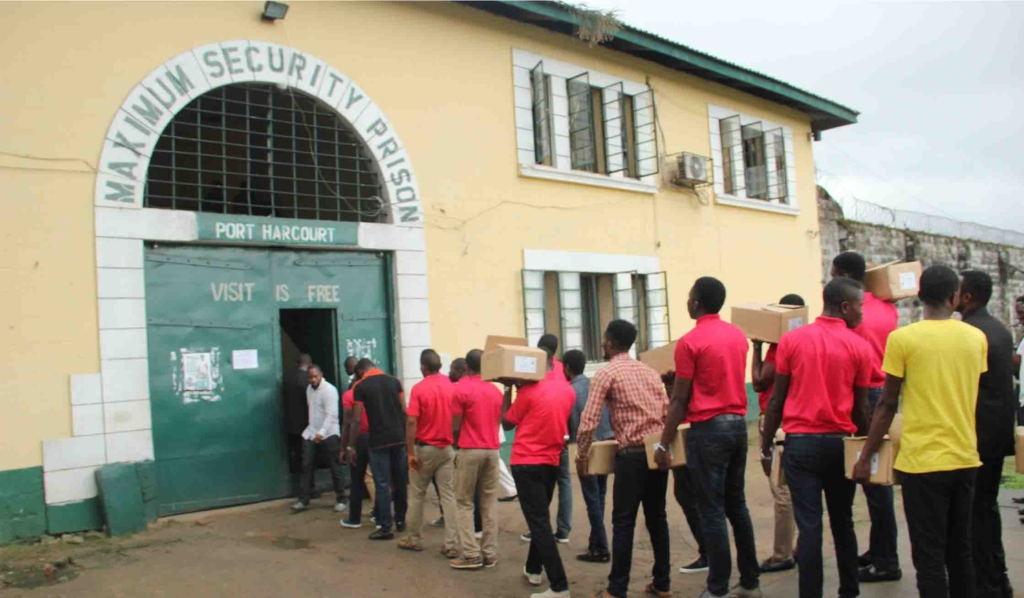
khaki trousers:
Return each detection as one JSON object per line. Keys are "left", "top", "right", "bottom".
{"left": 454, "top": 449, "right": 500, "bottom": 560}
{"left": 760, "top": 414, "right": 795, "bottom": 560}
{"left": 407, "top": 444, "right": 457, "bottom": 550}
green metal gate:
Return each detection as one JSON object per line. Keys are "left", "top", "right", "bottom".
{"left": 144, "top": 244, "right": 392, "bottom": 515}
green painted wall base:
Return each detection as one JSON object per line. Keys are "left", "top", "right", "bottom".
{"left": 0, "top": 466, "right": 46, "bottom": 545}
{"left": 46, "top": 498, "right": 103, "bottom": 535}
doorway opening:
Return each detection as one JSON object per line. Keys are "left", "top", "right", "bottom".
{"left": 279, "top": 309, "right": 340, "bottom": 491}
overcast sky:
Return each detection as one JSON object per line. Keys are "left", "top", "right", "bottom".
{"left": 579, "top": 0, "right": 1024, "bottom": 233}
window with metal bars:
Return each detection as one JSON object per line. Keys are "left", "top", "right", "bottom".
{"left": 145, "top": 83, "right": 384, "bottom": 223}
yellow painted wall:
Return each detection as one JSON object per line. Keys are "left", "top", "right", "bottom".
{"left": 0, "top": 1, "right": 826, "bottom": 470}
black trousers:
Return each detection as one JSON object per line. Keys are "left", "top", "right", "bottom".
{"left": 608, "top": 450, "right": 671, "bottom": 597}
{"left": 299, "top": 435, "right": 345, "bottom": 504}
{"left": 512, "top": 464, "right": 568, "bottom": 592}
{"left": 672, "top": 465, "right": 706, "bottom": 558}
{"left": 901, "top": 467, "right": 978, "bottom": 598}
{"left": 972, "top": 454, "right": 1012, "bottom": 598}
{"left": 348, "top": 434, "right": 370, "bottom": 522}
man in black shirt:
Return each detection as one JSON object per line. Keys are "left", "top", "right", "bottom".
{"left": 957, "top": 271, "right": 1016, "bottom": 598}
{"left": 286, "top": 354, "right": 313, "bottom": 474}
{"left": 346, "top": 358, "right": 408, "bottom": 540}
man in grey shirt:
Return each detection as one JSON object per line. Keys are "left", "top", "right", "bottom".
{"left": 565, "top": 349, "right": 614, "bottom": 562}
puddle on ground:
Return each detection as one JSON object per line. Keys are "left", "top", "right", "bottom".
{"left": 272, "top": 536, "right": 311, "bottom": 550}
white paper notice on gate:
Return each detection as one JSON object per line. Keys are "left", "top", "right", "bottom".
{"left": 232, "top": 349, "right": 259, "bottom": 370}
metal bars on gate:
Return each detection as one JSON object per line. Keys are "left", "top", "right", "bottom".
{"left": 145, "top": 83, "right": 383, "bottom": 223}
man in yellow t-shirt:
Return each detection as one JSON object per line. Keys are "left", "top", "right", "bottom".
{"left": 852, "top": 265, "right": 987, "bottom": 598}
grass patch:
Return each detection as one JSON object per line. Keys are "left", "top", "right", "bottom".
{"left": 1001, "top": 456, "right": 1024, "bottom": 490}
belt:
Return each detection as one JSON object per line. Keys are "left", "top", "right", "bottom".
{"left": 415, "top": 440, "right": 447, "bottom": 447}
{"left": 690, "top": 414, "right": 745, "bottom": 427}
{"left": 786, "top": 433, "right": 848, "bottom": 439}
{"left": 616, "top": 446, "right": 646, "bottom": 455}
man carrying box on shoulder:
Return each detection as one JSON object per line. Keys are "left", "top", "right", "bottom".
{"left": 576, "top": 320, "right": 671, "bottom": 598}
{"left": 657, "top": 277, "right": 761, "bottom": 598}
{"left": 751, "top": 293, "right": 805, "bottom": 575}
{"left": 853, "top": 265, "right": 988, "bottom": 598}
{"left": 762, "top": 279, "right": 873, "bottom": 598}
{"left": 832, "top": 251, "right": 902, "bottom": 583}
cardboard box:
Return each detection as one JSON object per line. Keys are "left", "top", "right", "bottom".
{"left": 889, "top": 414, "right": 903, "bottom": 457}
{"left": 639, "top": 340, "right": 677, "bottom": 375}
{"left": 586, "top": 440, "right": 618, "bottom": 475}
{"left": 844, "top": 436, "right": 895, "bottom": 486}
{"left": 770, "top": 443, "right": 785, "bottom": 488}
{"left": 731, "top": 303, "right": 810, "bottom": 343}
{"left": 1016, "top": 427, "right": 1024, "bottom": 474}
{"left": 480, "top": 335, "right": 547, "bottom": 382}
{"left": 643, "top": 424, "right": 689, "bottom": 470}
{"left": 864, "top": 260, "right": 922, "bottom": 301}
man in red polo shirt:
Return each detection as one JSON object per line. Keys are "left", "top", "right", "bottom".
{"left": 761, "top": 277, "right": 873, "bottom": 598}
{"left": 399, "top": 349, "right": 458, "bottom": 555}
{"left": 449, "top": 349, "right": 504, "bottom": 570}
{"left": 502, "top": 351, "right": 575, "bottom": 598}
{"left": 831, "top": 251, "right": 902, "bottom": 583}
{"left": 656, "top": 276, "right": 760, "bottom": 598}
{"left": 751, "top": 293, "right": 804, "bottom": 575}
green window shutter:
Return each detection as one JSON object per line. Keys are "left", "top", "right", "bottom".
{"left": 530, "top": 62, "right": 553, "bottom": 166}
{"left": 719, "top": 115, "right": 744, "bottom": 195}
{"left": 602, "top": 83, "right": 628, "bottom": 176}
{"left": 558, "top": 272, "right": 584, "bottom": 352}
{"left": 632, "top": 89, "right": 659, "bottom": 177}
{"left": 567, "top": 73, "right": 596, "bottom": 172}
{"left": 763, "top": 128, "right": 788, "bottom": 203}
{"left": 522, "top": 269, "right": 546, "bottom": 346}
{"left": 741, "top": 121, "right": 767, "bottom": 199}
{"left": 644, "top": 272, "right": 670, "bottom": 351}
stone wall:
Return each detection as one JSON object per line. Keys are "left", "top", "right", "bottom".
{"left": 817, "top": 187, "right": 1024, "bottom": 331}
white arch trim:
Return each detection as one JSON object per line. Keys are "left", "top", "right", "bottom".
{"left": 41, "top": 42, "right": 430, "bottom": 506}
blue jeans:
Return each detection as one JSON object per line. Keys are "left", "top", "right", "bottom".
{"left": 686, "top": 415, "right": 760, "bottom": 596}
{"left": 580, "top": 474, "right": 608, "bottom": 554}
{"left": 557, "top": 445, "right": 572, "bottom": 536}
{"left": 861, "top": 387, "right": 900, "bottom": 571}
{"left": 785, "top": 435, "right": 859, "bottom": 598}
{"left": 368, "top": 444, "right": 408, "bottom": 534}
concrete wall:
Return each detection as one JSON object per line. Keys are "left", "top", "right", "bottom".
{"left": 817, "top": 188, "right": 1024, "bottom": 330}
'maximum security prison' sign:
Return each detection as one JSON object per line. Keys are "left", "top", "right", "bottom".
{"left": 95, "top": 41, "right": 423, "bottom": 225}
{"left": 197, "top": 214, "right": 358, "bottom": 247}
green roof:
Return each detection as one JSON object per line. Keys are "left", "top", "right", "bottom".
{"left": 460, "top": 1, "right": 858, "bottom": 131}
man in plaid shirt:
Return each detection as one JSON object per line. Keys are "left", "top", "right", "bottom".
{"left": 576, "top": 320, "right": 671, "bottom": 598}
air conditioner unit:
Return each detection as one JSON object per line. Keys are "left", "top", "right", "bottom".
{"left": 676, "top": 152, "right": 709, "bottom": 185}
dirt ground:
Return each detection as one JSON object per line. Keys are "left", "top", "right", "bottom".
{"left": 3, "top": 451, "right": 1023, "bottom": 598}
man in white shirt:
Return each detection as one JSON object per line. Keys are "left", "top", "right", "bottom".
{"left": 292, "top": 365, "right": 347, "bottom": 513}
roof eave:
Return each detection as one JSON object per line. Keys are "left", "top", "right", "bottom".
{"left": 458, "top": 0, "right": 858, "bottom": 131}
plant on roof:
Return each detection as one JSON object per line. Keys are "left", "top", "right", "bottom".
{"left": 567, "top": 3, "right": 622, "bottom": 47}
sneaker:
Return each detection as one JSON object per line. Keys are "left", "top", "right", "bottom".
{"left": 396, "top": 521, "right": 406, "bottom": 533}
{"left": 523, "top": 566, "right": 542, "bottom": 586}
{"left": 431, "top": 517, "right": 445, "bottom": 528}
{"left": 368, "top": 529, "right": 394, "bottom": 541}
{"left": 530, "top": 589, "right": 569, "bottom": 598}
{"left": 483, "top": 557, "right": 498, "bottom": 568}
{"left": 859, "top": 565, "right": 902, "bottom": 583}
{"left": 449, "top": 556, "right": 484, "bottom": 570}
{"left": 729, "top": 585, "right": 763, "bottom": 598}
{"left": 290, "top": 501, "right": 308, "bottom": 513}
{"left": 679, "top": 556, "right": 708, "bottom": 574}
{"left": 759, "top": 557, "right": 795, "bottom": 573}
{"left": 576, "top": 551, "right": 610, "bottom": 563}
{"left": 520, "top": 532, "right": 532, "bottom": 543}
{"left": 498, "top": 495, "right": 518, "bottom": 503}
{"left": 554, "top": 531, "right": 570, "bottom": 544}
{"left": 334, "top": 503, "right": 348, "bottom": 513}
{"left": 340, "top": 519, "right": 362, "bottom": 529}
{"left": 475, "top": 530, "right": 484, "bottom": 539}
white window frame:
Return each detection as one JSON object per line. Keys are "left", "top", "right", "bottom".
{"left": 708, "top": 104, "right": 799, "bottom": 216}
{"left": 512, "top": 49, "right": 658, "bottom": 195}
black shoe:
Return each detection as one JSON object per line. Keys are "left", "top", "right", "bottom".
{"left": 857, "top": 551, "right": 872, "bottom": 568}
{"left": 498, "top": 495, "right": 518, "bottom": 503}
{"left": 759, "top": 557, "right": 796, "bottom": 573}
{"left": 577, "top": 551, "right": 611, "bottom": 563}
{"left": 554, "top": 531, "right": 570, "bottom": 544}
{"left": 859, "top": 565, "right": 902, "bottom": 583}
{"left": 395, "top": 521, "right": 406, "bottom": 533}
{"left": 369, "top": 529, "right": 394, "bottom": 541}
{"left": 1011, "top": 497, "right": 1024, "bottom": 505}
{"left": 679, "top": 556, "right": 708, "bottom": 574}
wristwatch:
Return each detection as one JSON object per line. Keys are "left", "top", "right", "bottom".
{"left": 653, "top": 443, "right": 668, "bottom": 453}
